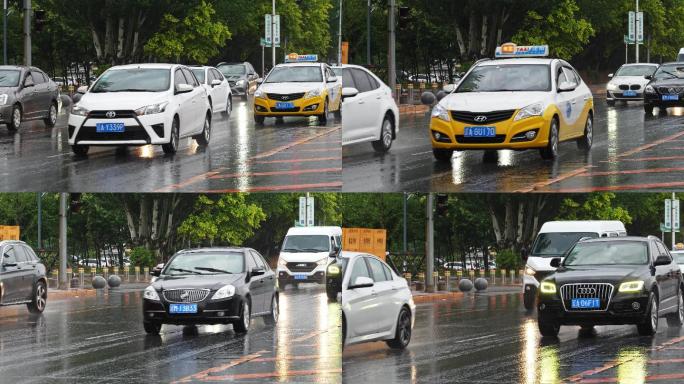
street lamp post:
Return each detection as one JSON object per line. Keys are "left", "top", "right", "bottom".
{"left": 23, "top": 0, "right": 30, "bottom": 66}
{"left": 271, "top": 0, "right": 276, "bottom": 70}
{"left": 388, "top": 0, "right": 396, "bottom": 93}
{"left": 367, "top": 0, "right": 371, "bottom": 65}
{"left": 635, "top": 0, "right": 640, "bottom": 63}
{"left": 425, "top": 193, "right": 434, "bottom": 293}
{"left": 58, "top": 193, "right": 67, "bottom": 289}
{"left": 338, "top": 0, "right": 343, "bottom": 65}
{"left": 3, "top": 0, "right": 7, "bottom": 65}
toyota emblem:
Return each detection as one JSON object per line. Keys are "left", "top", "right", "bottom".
{"left": 474, "top": 115, "right": 488, "bottom": 123}
{"left": 577, "top": 288, "right": 596, "bottom": 295}
{"left": 105, "top": 111, "right": 116, "bottom": 118}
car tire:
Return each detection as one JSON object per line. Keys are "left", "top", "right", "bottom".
{"left": 538, "top": 313, "right": 560, "bottom": 337}
{"left": 540, "top": 117, "right": 559, "bottom": 160}
{"left": 254, "top": 115, "right": 265, "bottom": 125}
{"left": 318, "top": 99, "right": 329, "bottom": 124}
{"left": 278, "top": 277, "right": 287, "bottom": 289}
{"left": 143, "top": 321, "right": 162, "bottom": 335}
{"left": 194, "top": 112, "right": 211, "bottom": 147}
{"left": 637, "top": 293, "right": 659, "bottom": 336}
{"left": 8, "top": 104, "right": 21, "bottom": 131}
{"left": 666, "top": 286, "right": 684, "bottom": 327}
{"left": 27, "top": 280, "right": 47, "bottom": 314}
{"left": 523, "top": 287, "right": 536, "bottom": 311}
{"left": 162, "top": 118, "right": 180, "bottom": 154}
{"left": 386, "top": 307, "right": 412, "bottom": 349}
{"left": 606, "top": 99, "right": 615, "bottom": 106}
{"left": 326, "top": 286, "right": 338, "bottom": 302}
{"left": 371, "top": 116, "right": 394, "bottom": 153}
{"left": 44, "top": 102, "right": 58, "bottom": 128}
{"left": 264, "top": 294, "right": 279, "bottom": 325}
{"left": 433, "top": 148, "right": 454, "bottom": 162}
{"left": 644, "top": 104, "right": 654, "bottom": 115}
{"left": 577, "top": 113, "right": 593, "bottom": 151}
{"left": 71, "top": 145, "right": 89, "bottom": 156}
{"left": 222, "top": 96, "right": 232, "bottom": 117}
{"left": 233, "top": 299, "right": 251, "bottom": 334}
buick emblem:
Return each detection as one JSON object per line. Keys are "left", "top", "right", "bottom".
{"left": 474, "top": 115, "right": 488, "bottom": 123}
{"left": 105, "top": 111, "right": 116, "bottom": 118}
{"left": 577, "top": 288, "right": 596, "bottom": 295}
{"left": 180, "top": 291, "right": 189, "bottom": 300}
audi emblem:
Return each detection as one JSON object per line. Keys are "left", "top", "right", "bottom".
{"left": 669, "top": 88, "right": 677, "bottom": 95}
{"left": 474, "top": 115, "right": 488, "bottom": 123}
{"left": 105, "top": 111, "right": 117, "bottom": 118}
{"left": 577, "top": 288, "right": 596, "bottom": 295}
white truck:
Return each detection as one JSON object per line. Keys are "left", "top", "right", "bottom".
{"left": 277, "top": 226, "right": 342, "bottom": 288}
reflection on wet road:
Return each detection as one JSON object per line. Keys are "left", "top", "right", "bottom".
{"left": 343, "top": 292, "right": 684, "bottom": 383}
{"left": 0, "top": 284, "right": 341, "bottom": 383}
{"left": 342, "top": 96, "right": 684, "bottom": 192}
{"left": 0, "top": 98, "right": 341, "bottom": 192}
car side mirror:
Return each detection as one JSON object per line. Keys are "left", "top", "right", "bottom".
{"left": 150, "top": 269, "right": 161, "bottom": 277}
{"left": 443, "top": 84, "right": 456, "bottom": 93}
{"left": 251, "top": 267, "right": 265, "bottom": 276}
{"left": 77, "top": 85, "right": 88, "bottom": 94}
{"left": 256, "top": 78, "right": 264, "bottom": 84}
{"left": 608, "top": 73, "right": 614, "bottom": 78}
{"left": 349, "top": 276, "right": 374, "bottom": 289}
{"left": 210, "top": 79, "right": 222, "bottom": 87}
{"left": 550, "top": 258, "right": 561, "bottom": 268}
{"left": 328, "top": 75, "right": 338, "bottom": 83}
{"left": 329, "top": 246, "right": 340, "bottom": 258}
{"left": 558, "top": 81, "right": 576, "bottom": 92}
{"left": 644, "top": 75, "right": 653, "bottom": 80}
{"left": 654, "top": 255, "right": 671, "bottom": 266}
{"left": 342, "top": 87, "right": 359, "bottom": 100}
{"left": 175, "top": 83, "right": 193, "bottom": 94}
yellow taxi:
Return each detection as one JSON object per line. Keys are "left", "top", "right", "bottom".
{"left": 423, "top": 43, "right": 594, "bottom": 162}
{"left": 253, "top": 54, "right": 342, "bottom": 124}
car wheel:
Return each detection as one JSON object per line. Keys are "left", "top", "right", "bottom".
{"left": 386, "top": 307, "right": 412, "bottom": 349}
{"left": 318, "top": 99, "right": 329, "bottom": 124}
{"left": 539, "top": 118, "right": 559, "bottom": 160}
{"left": 577, "top": 113, "right": 593, "bottom": 151}
{"left": 523, "top": 287, "right": 536, "bottom": 311}
{"left": 143, "top": 321, "right": 162, "bottom": 335}
{"left": 644, "top": 104, "right": 654, "bottom": 115}
{"left": 666, "top": 286, "right": 684, "bottom": 327}
{"left": 264, "top": 294, "right": 279, "bottom": 325}
{"left": 44, "top": 102, "right": 58, "bottom": 128}
{"left": 194, "top": 112, "right": 211, "bottom": 146}
{"left": 71, "top": 145, "right": 89, "bottom": 156}
{"left": 372, "top": 116, "right": 393, "bottom": 153}
{"left": 27, "top": 281, "right": 47, "bottom": 314}
{"left": 162, "top": 118, "right": 180, "bottom": 154}
{"left": 254, "top": 115, "right": 265, "bottom": 125}
{"left": 433, "top": 148, "right": 454, "bottom": 162}
{"left": 538, "top": 313, "right": 560, "bottom": 337}
{"left": 637, "top": 293, "right": 659, "bottom": 336}
{"left": 607, "top": 99, "right": 615, "bottom": 107}
{"left": 222, "top": 96, "right": 232, "bottom": 117}
{"left": 233, "top": 299, "right": 251, "bottom": 334}
{"left": 326, "top": 285, "right": 338, "bottom": 302}
{"left": 8, "top": 105, "right": 21, "bottom": 131}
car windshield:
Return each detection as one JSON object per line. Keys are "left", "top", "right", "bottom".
{"left": 191, "top": 69, "right": 206, "bottom": 83}
{"left": 163, "top": 251, "right": 244, "bottom": 275}
{"left": 615, "top": 65, "right": 657, "bottom": 77}
{"left": 564, "top": 241, "right": 648, "bottom": 266}
{"left": 218, "top": 64, "right": 246, "bottom": 76}
{"left": 653, "top": 65, "right": 684, "bottom": 80}
{"left": 457, "top": 64, "right": 551, "bottom": 92}
{"left": 531, "top": 232, "right": 598, "bottom": 257}
{"left": 672, "top": 251, "right": 684, "bottom": 264}
{"left": 265, "top": 66, "right": 322, "bottom": 83}
{"left": 0, "top": 70, "right": 21, "bottom": 87}
{"left": 90, "top": 68, "right": 171, "bottom": 93}
{"left": 282, "top": 235, "right": 329, "bottom": 253}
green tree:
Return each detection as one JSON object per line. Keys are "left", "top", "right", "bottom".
{"left": 557, "top": 193, "right": 633, "bottom": 224}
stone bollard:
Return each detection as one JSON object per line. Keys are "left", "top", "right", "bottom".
{"left": 459, "top": 278, "right": 473, "bottom": 292}
{"left": 474, "top": 278, "right": 488, "bottom": 291}
{"left": 92, "top": 275, "right": 106, "bottom": 289}
{"left": 108, "top": 275, "right": 121, "bottom": 288}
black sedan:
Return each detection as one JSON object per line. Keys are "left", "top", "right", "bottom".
{"left": 0, "top": 240, "right": 48, "bottom": 314}
{"left": 643, "top": 62, "right": 684, "bottom": 115}
{"left": 142, "top": 247, "right": 278, "bottom": 335}
{"left": 0, "top": 65, "right": 60, "bottom": 131}
{"left": 537, "top": 236, "right": 684, "bottom": 337}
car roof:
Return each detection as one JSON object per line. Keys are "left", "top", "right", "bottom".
{"left": 579, "top": 236, "right": 649, "bottom": 243}
{"left": 277, "top": 62, "right": 323, "bottom": 67}
{"left": 108, "top": 63, "right": 178, "bottom": 70}
{"left": 479, "top": 58, "right": 557, "bottom": 66}
{"left": 539, "top": 220, "right": 626, "bottom": 233}
{"left": 176, "top": 247, "right": 249, "bottom": 254}
{"left": 659, "top": 62, "right": 684, "bottom": 66}
{"left": 0, "top": 240, "right": 28, "bottom": 246}
{"left": 0, "top": 65, "right": 26, "bottom": 71}
{"left": 620, "top": 63, "right": 659, "bottom": 67}
{"left": 338, "top": 250, "right": 374, "bottom": 259}
{"left": 286, "top": 226, "right": 341, "bottom": 236}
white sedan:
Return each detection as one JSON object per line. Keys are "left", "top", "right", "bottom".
{"left": 672, "top": 250, "right": 684, "bottom": 273}
{"left": 334, "top": 65, "right": 399, "bottom": 153}
{"left": 606, "top": 63, "right": 659, "bottom": 105}
{"left": 340, "top": 251, "right": 415, "bottom": 349}
{"left": 190, "top": 65, "right": 232, "bottom": 117}
{"left": 68, "top": 64, "right": 212, "bottom": 156}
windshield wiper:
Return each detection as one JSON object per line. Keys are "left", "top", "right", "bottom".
{"left": 299, "top": 248, "right": 327, "bottom": 252}
{"left": 282, "top": 248, "right": 302, "bottom": 252}
{"left": 168, "top": 267, "right": 201, "bottom": 274}
{"left": 658, "top": 70, "right": 681, "bottom": 79}
{"left": 194, "top": 267, "right": 233, "bottom": 274}
{"left": 109, "top": 89, "right": 155, "bottom": 92}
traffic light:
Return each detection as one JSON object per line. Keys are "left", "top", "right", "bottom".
{"left": 69, "top": 193, "right": 82, "bottom": 213}
{"left": 436, "top": 194, "right": 448, "bottom": 216}
{"left": 34, "top": 9, "right": 47, "bottom": 32}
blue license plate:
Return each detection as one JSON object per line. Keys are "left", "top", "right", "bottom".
{"left": 571, "top": 298, "right": 600, "bottom": 309}
{"left": 294, "top": 274, "right": 308, "bottom": 280}
{"left": 96, "top": 122, "right": 125, "bottom": 133}
{"left": 663, "top": 95, "right": 679, "bottom": 101}
{"left": 275, "top": 102, "right": 295, "bottom": 110}
{"left": 464, "top": 126, "right": 496, "bottom": 138}
{"left": 623, "top": 90, "right": 637, "bottom": 97}
{"left": 169, "top": 303, "right": 198, "bottom": 314}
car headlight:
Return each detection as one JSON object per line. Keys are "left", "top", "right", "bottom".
{"left": 254, "top": 89, "right": 265, "bottom": 98}
{"left": 606, "top": 82, "right": 618, "bottom": 92}
{"left": 431, "top": 103, "right": 450, "bottom": 122}
{"left": 71, "top": 104, "right": 89, "bottom": 116}
{"left": 618, "top": 280, "right": 644, "bottom": 293}
{"left": 143, "top": 286, "right": 160, "bottom": 301}
{"left": 514, "top": 102, "right": 544, "bottom": 121}
{"left": 524, "top": 266, "right": 536, "bottom": 276}
{"left": 212, "top": 284, "right": 236, "bottom": 300}
{"left": 305, "top": 88, "right": 323, "bottom": 99}
{"left": 278, "top": 259, "right": 287, "bottom": 268}
{"left": 317, "top": 257, "right": 328, "bottom": 266}
{"left": 327, "top": 264, "right": 341, "bottom": 276}
{"left": 645, "top": 85, "right": 655, "bottom": 94}
{"left": 135, "top": 101, "right": 169, "bottom": 116}
{"left": 540, "top": 281, "right": 556, "bottom": 294}
{"left": 0, "top": 94, "right": 8, "bottom": 105}
{"left": 237, "top": 79, "right": 247, "bottom": 87}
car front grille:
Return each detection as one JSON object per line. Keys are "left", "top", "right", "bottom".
{"left": 450, "top": 110, "right": 516, "bottom": 125}
{"left": 618, "top": 84, "right": 641, "bottom": 91}
{"left": 560, "top": 283, "right": 614, "bottom": 311}
{"left": 228, "top": 81, "right": 236, "bottom": 87}
{"left": 658, "top": 87, "right": 684, "bottom": 95}
{"left": 270, "top": 107, "right": 301, "bottom": 113}
{"left": 267, "top": 93, "right": 305, "bottom": 101}
{"left": 163, "top": 289, "right": 210, "bottom": 303}
{"left": 88, "top": 110, "right": 137, "bottom": 119}
{"left": 75, "top": 126, "right": 150, "bottom": 142}
{"left": 286, "top": 262, "right": 317, "bottom": 273}
{"left": 455, "top": 135, "right": 506, "bottom": 144}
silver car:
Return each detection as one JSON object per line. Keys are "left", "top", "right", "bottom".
{"left": 606, "top": 63, "right": 659, "bottom": 105}
{"left": 0, "top": 65, "right": 60, "bottom": 131}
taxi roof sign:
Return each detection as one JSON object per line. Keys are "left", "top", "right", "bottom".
{"left": 495, "top": 43, "right": 549, "bottom": 58}
{"left": 284, "top": 53, "right": 319, "bottom": 63}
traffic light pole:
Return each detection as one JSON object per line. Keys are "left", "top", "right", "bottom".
{"left": 271, "top": 0, "right": 276, "bottom": 70}
{"left": 635, "top": 0, "right": 639, "bottom": 63}
{"left": 388, "top": 0, "right": 396, "bottom": 93}
{"left": 3, "top": 0, "right": 7, "bottom": 65}
{"left": 425, "top": 193, "right": 434, "bottom": 293}
{"left": 23, "top": 0, "right": 30, "bottom": 66}
{"left": 367, "top": 0, "right": 371, "bottom": 65}
{"left": 58, "top": 193, "right": 67, "bottom": 289}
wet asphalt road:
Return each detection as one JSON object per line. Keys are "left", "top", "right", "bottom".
{"left": 0, "top": 97, "right": 341, "bottom": 193}
{"left": 343, "top": 291, "right": 684, "bottom": 384}
{"left": 0, "top": 284, "right": 341, "bottom": 384}
{"left": 343, "top": 95, "right": 684, "bottom": 192}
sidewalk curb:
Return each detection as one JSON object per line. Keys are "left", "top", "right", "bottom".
{"left": 412, "top": 285, "right": 521, "bottom": 304}
{"left": 49, "top": 288, "right": 97, "bottom": 300}
{"left": 399, "top": 104, "right": 429, "bottom": 116}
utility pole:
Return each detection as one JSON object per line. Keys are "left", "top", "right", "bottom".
{"left": 3, "top": 0, "right": 7, "bottom": 65}
{"left": 367, "top": 0, "right": 371, "bottom": 65}
{"left": 23, "top": 0, "right": 30, "bottom": 66}
{"left": 37, "top": 192, "right": 42, "bottom": 249}
{"left": 403, "top": 192, "right": 407, "bottom": 255}
{"left": 388, "top": 0, "right": 396, "bottom": 93}
{"left": 337, "top": 0, "right": 343, "bottom": 65}
{"left": 635, "top": 0, "right": 640, "bottom": 63}
{"left": 58, "top": 193, "right": 67, "bottom": 290}
{"left": 271, "top": 0, "right": 276, "bottom": 70}
{"left": 672, "top": 192, "right": 676, "bottom": 250}
{"left": 425, "top": 193, "right": 434, "bottom": 293}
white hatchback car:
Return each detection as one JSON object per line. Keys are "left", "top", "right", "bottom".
{"left": 340, "top": 251, "right": 415, "bottom": 349}
{"left": 334, "top": 65, "right": 399, "bottom": 153}
{"left": 68, "top": 64, "right": 212, "bottom": 156}
{"left": 190, "top": 66, "right": 233, "bottom": 117}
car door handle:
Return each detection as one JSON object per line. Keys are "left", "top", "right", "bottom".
{"left": 583, "top": 97, "right": 590, "bottom": 100}
{"left": 358, "top": 101, "right": 365, "bottom": 104}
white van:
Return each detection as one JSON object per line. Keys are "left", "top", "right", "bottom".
{"left": 522, "top": 220, "right": 627, "bottom": 310}
{"left": 678, "top": 48, "right": 684, "bottom": 62}
{"left": 277, "top": 226, "right": 342, "bottom": 287}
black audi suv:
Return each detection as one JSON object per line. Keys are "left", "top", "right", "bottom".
{"left": 643, "top": 62, "right": 684, "bottom": 115}
{"left": 142, "top": 247, "right": 278, "bottom": 335}
{"left": 537, "top": 236, "right": 684, "bottom": 337}
{"left": 0, "top": 240, "right": 48, "bottom": 314}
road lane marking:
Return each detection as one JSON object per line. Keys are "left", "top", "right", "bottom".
{"left": 578, "top": 373, "right": 684, "bottom": 383}
{"left": 617, "top": 129, "right": 684, "bottom": 158}
{"left": 154, "top": 171, "right": 222, "bottom": 192}
{"left": 551, "top": 181, "right": 684, "bottom": 192}
{"left": 579, "top": 167, "right": 684, "bottom": 177}
{"left": 609, "top": 155, "right": 684, "bottom": 162}
{"left": 515, "top": 166, "right": 591, "bottom": 193}
{"left": 85, "top": 331, "right": 125, "bottom": 341}
{"left": 200, "top": 182, "right": 342, "bottom": 193}
{"left": 208, "top": 167, "right": 342, "bottom": 179}
{"left": 253, "top": 156, "right": 340, "bottom": 164}
{"left": 199, "top": 369, "right": 342, "bottom": 381}
{"left": 250, "top": 127, "right": 340, "bottom": 160}
{"left": 291, "top": 330, "right": 326, "bottom": 343}
{"left": 169, "top": 351, "right": 267, "bottom": 383}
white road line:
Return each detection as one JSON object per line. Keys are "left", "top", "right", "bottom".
{"left": 85, "top": 331, "right": 125, "bottom": 341}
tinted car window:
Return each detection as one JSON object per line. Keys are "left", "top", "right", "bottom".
{"left": 212, "top": 69, "right": 224, "bottom": 81}
{"left": 367, "top": 257, "right": 389, "bottom": 282}
{"left": 174, "top": 69, "right": 188, "bottom": 85}
{"left": 3, "top": 246, "right": 16, "bottom": 264}
{"left": 246, "top": 251, "right": 258, "bottom": 269}
{"left": 31, "top": 71, "right": 45, "bottom": 84}
{"left": 182, "top": 68, "right": 199, "bottom": 87}
{"left": 655, "top": 242, "right": 671, "bottom": 262}
{"left": 382, "top": 264, "right": 393, "bottom": 280}
{"left": 349, "top": 257, "right": 371, "bottom": 282}
{"left": 23, "top": 246, "right": 37, "bottom": 261}
{"left": 0, "top": 69, "right": 21, "bottom": 86}
{"left": 191, "top": 68, "right": 206, "bottom": 84}
{"left": 531, "top": 232, "right": 598, "bottom": 257}
{"left": 350, "top": 69, "right": 372, "bottom": 93}
{"left": 366, "top": 72, "right": 380, "bottom": 90}
{"left": 341, "top": 68, "right": 355, "bottom": 88}
{"left": 250, "top": 250, "right": 265, "bottom": 269}
{"left": 253, "top": 251, "right": 270, "bottom": 270}
{"left": 14, "top": 246, "right": 28, "bottom": 263}
{"left": 163, "top": 251, "right": 245, "bottom": 275}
